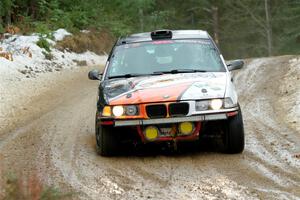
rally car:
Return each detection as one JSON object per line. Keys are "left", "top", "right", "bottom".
{"left": 88, "top": 30, "right": 244, "bottom": 156}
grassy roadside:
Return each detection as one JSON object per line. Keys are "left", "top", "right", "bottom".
{"left": 0, "top": 170, "right": 72, "bottom": 200}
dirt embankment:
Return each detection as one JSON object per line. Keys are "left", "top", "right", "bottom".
{"left": 55, "top": 30, "right": 115, "bottom": 55}
{"left": 0, "top": 56, "right": 299, "bottom": 199}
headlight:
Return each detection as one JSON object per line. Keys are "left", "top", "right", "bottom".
{"left": 112, "top": 106, "right": 124, "bottom": 116}
{"left": 125, "top": 105, "right": 138, "bottom": 116}
{"left": 224, "top": 98, "right": 237, "bottom": 108}
{"left": 210, "top": 99, "right": 223, "bottom": 110}
{"left": 195, "top": 100, "right": 209, "bottom": 111}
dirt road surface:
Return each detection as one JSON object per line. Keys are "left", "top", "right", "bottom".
{"left": 0, "top": 56, "right": 299, "bottom": 199}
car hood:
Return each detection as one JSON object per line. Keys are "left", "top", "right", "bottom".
{"left": 102, "top": 72, "right": 227, "bottom": 105}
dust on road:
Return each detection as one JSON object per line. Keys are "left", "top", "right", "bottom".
{"left": 0, "top": 56, "right": 299, "bottom": 199}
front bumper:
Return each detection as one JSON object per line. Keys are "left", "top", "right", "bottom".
{"left": 113, "top": 107, "right": 238, "bottom": 127}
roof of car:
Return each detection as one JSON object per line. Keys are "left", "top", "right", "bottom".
{"left": 117, "top": 30, "right": 210, "bottom": 45}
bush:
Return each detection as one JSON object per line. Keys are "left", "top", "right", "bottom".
{"left": 14, "top": 16, "right": 35, "bottom": 35}
{"left": 1, "top": 172, "right": 72, "bottom": 200}
{"left": 34, "top": 22, "right": 52, "bottom": 35}
{"left": 52, "top": 13, "right": 74, "bottom": 32}
{"left": 37, "top": 37, "right": 51, "bottom": 52}
{"left": 42, "top": 51, "right": 54, "bottom": 60}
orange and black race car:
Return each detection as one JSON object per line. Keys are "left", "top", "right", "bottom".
{"left": 88, "top": 30, "right": 245, "bottom": 156}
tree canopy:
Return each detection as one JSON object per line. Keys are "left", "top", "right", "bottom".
{"left": 1, "top": 0, "right": 299, "bottom": 59}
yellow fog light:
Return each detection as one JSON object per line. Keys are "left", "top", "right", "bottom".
{"left": 178, "top": 122, "right": 194, "bottom": 135}
{"left": 144, "top": 126, "right": 159, "bottom": 141}
{"left": 102, "top": 106, "right": 111, "bottom": 117}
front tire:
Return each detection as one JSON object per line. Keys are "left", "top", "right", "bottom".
{"left": 224, "top": 107, "right": 245, "bottom": 154}
{"left": 96, "top": 124, "right": 119, "bottom": 156}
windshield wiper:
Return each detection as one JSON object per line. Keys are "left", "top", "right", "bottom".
{"left": 153, "top": 69, "right": 207, "bottom": 74}
{"left": 108, "top": 72, "right": 163, "bottom": 79}
{"left": 107, "top": 69, "right": 207, "bottom": 79}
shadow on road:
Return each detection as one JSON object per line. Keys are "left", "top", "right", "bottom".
{"left": 92, "top": 138, "right": 224, "bottom": 157}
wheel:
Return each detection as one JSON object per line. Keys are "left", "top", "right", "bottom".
{"left": 96, "top": 123, "right": 119, "bottom": 156}
{"left": 223, "top": 106, "right": 245, "bottom": 154}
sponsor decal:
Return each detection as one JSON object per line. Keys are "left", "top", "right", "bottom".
{"left": 107, "top": 72, "right": 227, "bottom": 104}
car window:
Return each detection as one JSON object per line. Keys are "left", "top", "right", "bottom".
{"left": 107, "top": 39, "right": 225, "bottom": 77}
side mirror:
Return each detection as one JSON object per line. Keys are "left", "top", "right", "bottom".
{"left": 88, "top": 69, "right": 102, "bottom": 80}
{"left": 227, "top": 60, "right": 244, "bottom": 71}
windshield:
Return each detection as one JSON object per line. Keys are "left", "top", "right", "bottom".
{"left": 106, "top": 39, "right": 225, "bottom": 78}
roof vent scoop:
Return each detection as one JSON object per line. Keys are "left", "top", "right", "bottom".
{"left": 151, "top": 30, "right": 172, "bottom": 40}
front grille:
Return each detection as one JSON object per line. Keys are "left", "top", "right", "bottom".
{"left": 146, "top": 104, "right": 167, "bottom": 118}
{"left": 169, "top": 102, "right": 189, "bottom": 117}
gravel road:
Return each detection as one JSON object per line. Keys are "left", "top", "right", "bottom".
{"left": 0, "top": 56, "right": 299, "bottom": 199}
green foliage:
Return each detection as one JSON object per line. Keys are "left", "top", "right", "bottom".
{"left": 0, "top": 0, "right": 299, "bottom": 58}
{"left": 0, "top": 0, "right": 14, "bottom": 16}
{"left": 0, "top": 23, "right": 4, "bottom": 33}
{"left": 37, "top": 37, "right": 51, "bottom": 52}
{"left": 1, "top": 172, "right": 72, "bottom": 200}
{"left": 69, "top": 10, "right": 89, "bottom": 29}
{"left": 37, "top": 0, "right": 48, "bottom": 19}
{"left": 34, "top": 22, "right": 51, "bottom": 35}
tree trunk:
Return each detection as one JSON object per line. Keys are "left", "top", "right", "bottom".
{"left": 139, "top": 8, "right": 144, "bottom": 32}
{"left": 212, "top": 6, "right": 219, "bottom": 45}
{"left": 265, "top": 0, "right": 272, "bottom": 56}
{"left": 5, "top": 12, "right": 11, "bottom": 25}
{"left": 191, "top": 12, "right": 195, "bottom": 27}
